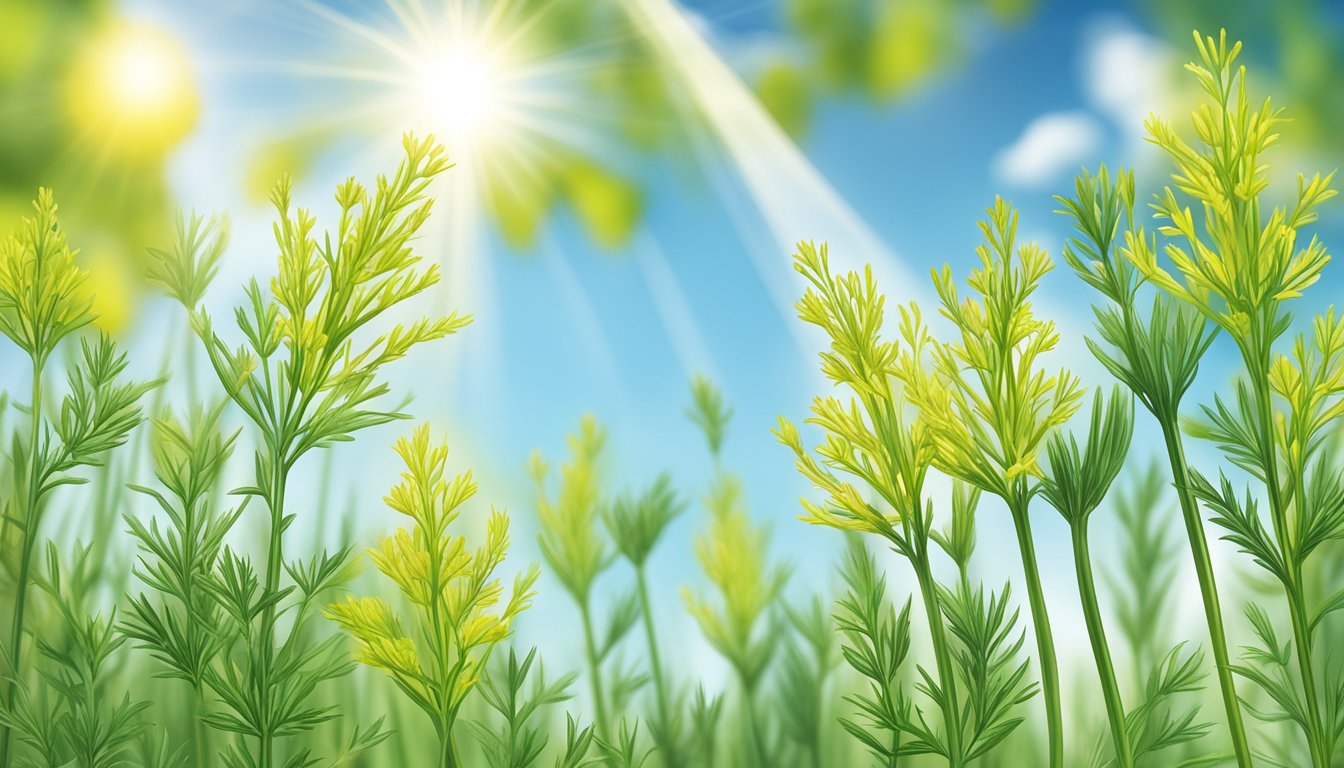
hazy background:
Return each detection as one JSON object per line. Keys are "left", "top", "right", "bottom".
{"left": 2, "top": 0, "right": 1343, "bottom": 693}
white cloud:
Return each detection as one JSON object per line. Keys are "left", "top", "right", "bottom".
{"left": 1083, "top": 19, "right": 1173, "bottom": 145}
{"left": 992, "top": 111, "right": 1102, "bottom": 188}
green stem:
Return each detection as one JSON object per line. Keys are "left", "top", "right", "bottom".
{"left": 1072, "top": 523, "right": 1134, "bottom": 768}
{"left": 0, "top": 359, "right": 44, "bottom": 767}
{"left": 579, "top": 599, "right": 609, "bottom": 737}
{"left": 1246, "top": 357, "right": 1326, "bottom": 766}
{"left": 1010, "top": 502, "right": 1062, "bottom": 768}
{"left": 741, "top": 680, "right": 768, "bottom": 768}
{"left": 439, "top": 726, "right": 457, "bottom": 768}
{"left": 257, "top": 462, "right": 289, "bottom": 768}
{"left": 1286, "top": 575, "right": 1328, "bottom": 768}
{"left": 910, "top": 546, "right": 963, "bottom": 767}
{"left": 193, "top": 686, "right": 210, "bottom": 767}
{"left": 636, "top": 564, "right": 678, "bottom": 766}
{"left": 1157, "top": 419, "right": 1252, "bottom": 767}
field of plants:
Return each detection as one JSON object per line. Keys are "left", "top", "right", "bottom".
{"left": 1, "top": 7, "right": 1344, "bottom": 768}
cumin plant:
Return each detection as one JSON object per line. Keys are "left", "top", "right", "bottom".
{"left": 907, "top": 199, "right": 1083, "bottom": 767}
{"left": 0, "top": 189, "right": 158, "bottom": 766}
{"left": 684, "top": 378, "right": 788, "bottom": 768}
{"left": 1039, "top": 388, "right": 1137, "bottom": 765}
{"left": 776, "top": 595, "right": 838, "bottom": 768}
{"left": 529, "top": 415, "right": 639, "bottom": 739}
{"left": 1055, "top": 163, "right": 1246, "bottom": 766}
{"left": 469, "top": 646, "right": 585, "bottom": 768}
{"left": 777, "top": 244, "right": 1036, "bottom": 766}
{"left": 120, "top": 404, "right": 245, "bottom": 766}
{"left": 152, "top": 134, "right": 466, "bottom": 767}
{"left": 1121, "top": 30, "right": 1341, "bottom": 767}
{"left": 1106, "top": 463, "right": 1179, "bottom": 695}
{"left": 0, "top": 544, "right": 152, "bottom": 768}
{"left": 603, "top": 473, "right": 685, "bottom": 765}
{"left": 326, "top": 425, "right": 539, "bottom": 768}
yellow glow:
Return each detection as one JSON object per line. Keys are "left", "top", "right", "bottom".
{"left": 411, "top": 41, "right": 502, "bottom": 148}
{"left": 65, "top": 21, "right": 199, "bottom": 158}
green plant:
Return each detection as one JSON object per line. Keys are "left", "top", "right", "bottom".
{"left": 529, "top": 415, "right": 639, "bottom": 739}
{"left": 1039, "top": 387, "right": 1137, "bottom": 765}
{"left": 776, "top": 595, "right": 838, "bottom": 768}
{"left": 602, "top": 474, "right": 684, "bottom": 765}
{"left": 908, "top": 199, "right": 1082, "bottom": 767}
{"left": 121, "top": 404, "right": 245, "bottom": 766}
{"left": 778, "top": 240, "right": 1040, "bottom": 767}
{"left": 149, "top": 133, "right": 466, "bottom": 767}
{"left": 328, "top": 425, "right": 539, "bottom": 768}
{"left": 470, "top": 646, "right": 579, "bottom": 768}
{"left": 833, "top": 538, "right": 912, "bottom": 766}
{"left": 1056, "top": 160, "right": 1247, "bottom": 766}
{"left": 685, "top": 379, "right": 788, "bottom": 768}
{"left": 0, "top": 189, "right": 158, "bottom": 765}
{"left": 1106, "top": 463, "right": 1179, "bottom": 694}
{"left": 1123, "top": 30, "right": 1341, "bottom": 768}
{"left": 0, "top": 544, "right": 151, "bottom": 768}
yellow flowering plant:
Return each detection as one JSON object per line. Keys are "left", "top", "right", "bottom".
{"left": 144, "top": 134, "right": 467, "bottom": 768}
{"left": 326, "top": 425, "right": 538, "bottom": 768}
{"left": 1123, "top": 30, "right": 1343, "bottom": 767}
{"left": 910, "top": 199, "right": 1083, "bottom": 767}
{"left": 777, "top": 242, "right": 1036, "bottom": 767}
{"left": 0, "top": 190, "right": 158, "bottom": 766}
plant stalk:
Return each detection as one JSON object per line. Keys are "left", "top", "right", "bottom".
{"left": 1246, "top": 348, "right": 1327, "bottom": 766}
{"left": 1157, "top": 419, "right": 1252, "bottom": 766}
{"left": 0, "top": 359, "right": 44, "bottom": 766}
{"left": 1072, "top": 523, "right": 1134, "bottom": 768}
{"left": 1009, "top": 501, "right": 1062, "bottom": 768}
{"left": 636, "top": 564, "right": 679, "bottom": 766}
{"left": 910, "top": 544, "right": 963, "bottom": 767}
{"left": 257, "top": 461, "right": 289, "bottom": 768}
{"left": 578, "top": 599, "right": 609, "bottom": 737}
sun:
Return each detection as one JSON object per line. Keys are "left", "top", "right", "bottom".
{"left": 410, "top": 39, "right": 504, "bottom": 149}
{"left": 64, "top": 20, "right": 200, "bottom": 159}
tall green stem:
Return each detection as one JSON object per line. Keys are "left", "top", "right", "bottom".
{"left": 1072, "top": 524, "right": 1134, "bottom": 768}
{"left": 636, "top": 565, "right": 679, "bottom": 765}
{"left": 1009, "top": 501, "right": 1062, "bottom": 768}
{"left": 257, "top": 463, "right": 289, "bottom": 768}
{"left": 741, "top": 680, "right": 768, "bottom": 768}
{"left": 439, "top": 725, "right": 457, "bottom": 768}
{"left": 579, "top": 600, "right": 609, "bottom": 737}
{"left": 1157, "top": 419, "right": 1252, "bottom": 766}
{"left": 1247, "top": 354, "right": 1326, "bottom": 766}
{"left": 0, "top": 358, "right": 44, "bottom": 767}
{"left": 910, "top": 545, "right": 963, "bottom": 767}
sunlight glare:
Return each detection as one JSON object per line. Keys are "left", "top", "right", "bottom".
{"left": 66, "top": 21, "right": 199, "bottom": 157}
{"left": 412, "top": 40, "right": 502, "bottom": 148}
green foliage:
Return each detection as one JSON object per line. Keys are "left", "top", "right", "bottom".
{"left": 833, "top": 540, "right": 912, "bottom": 764}
{"left": 686, "top": 374, "right": 732, "bottom": 461}
{"left": 776, "top": 596, "right": 838, "bottom": 766}
{"left": 918, "top": 198, "right": 1083, "bottom": 497}
{"left": 531, "top": 416, "right": 609, "bottom": 606}
{"left": 1106, "top": 464, "right": 1179, "bottom": 680}
{"left": 780, "top": 240, "right": 1038, "bottom": 767}
{"left": 0, "top": 545, "right": 150, "bottom": 768}
{"left": 603, "top": 474, "right": 682, "bottom": 569}
{"left": 1132, "top": 29, "right": 1343, "bottom": 767}
{"left": 470, "top": 647, "right": 578, "bottom": 768}
{"left": 0, "top": 190, "right": 157, "bottom": 767}
{"left": 143, "top": 133, "right": 463, "bottom": 768}
{"left": 1039, "top": 388, "right": 1134, "bottom": 526}
{"left": 682, "top": 474, "right": 788, "bottom": 692}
